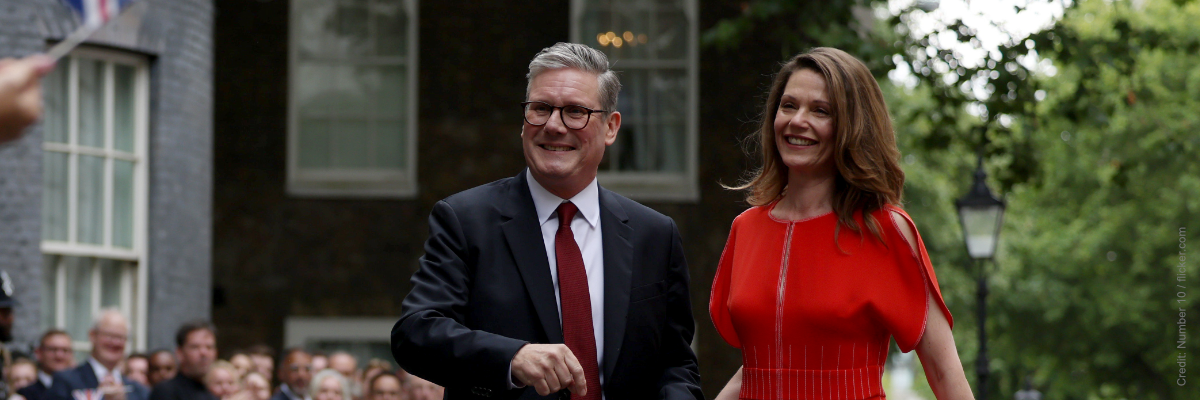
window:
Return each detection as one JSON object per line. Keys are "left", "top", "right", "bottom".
{"left": 573, "top": 0, "right": 699, "bottom": 201}
{"left": 284, "top": 317, "right": 397, "bottom": 366}
{"left": 41, "top": 49, "right": 149, "bottom": 352}
{"left": 289, "top": 0, "right": 419, "bottom": 198}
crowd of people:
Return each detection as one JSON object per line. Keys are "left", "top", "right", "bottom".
{"left": 1, "top": 310, "right": 442, "bottom": 400}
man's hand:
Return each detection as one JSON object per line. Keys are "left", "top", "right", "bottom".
{"left": 0, "top": 55, "right": 55, "bottom": 143}
{"left": 510, "top": 344, "right": 587, "bottom": 397}
{"left": 99, "top": 376, "right": 127, "bottom": 400}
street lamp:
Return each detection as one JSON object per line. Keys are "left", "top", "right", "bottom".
{"left": 956, "top": 153, "right": 1005, "bottom": 400}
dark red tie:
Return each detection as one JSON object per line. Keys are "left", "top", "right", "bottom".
{"left": 555, "top": 202, "right": 601, "bottom": 400}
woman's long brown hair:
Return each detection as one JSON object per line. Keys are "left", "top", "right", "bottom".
{"left": 730, "top": 47, "right": 905, "bottom": 247}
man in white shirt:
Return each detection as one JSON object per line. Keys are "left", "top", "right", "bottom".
{"left": 47, "top": 310, "right": 151, "bottom": 400}
{"left": 392, "top": 42, "right": 702, "bottom": 400}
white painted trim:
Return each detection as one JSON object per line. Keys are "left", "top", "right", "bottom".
{"left": 570, "top": 0, "right": 700, "bottom": 203}
{"left": 287, "top": 0, "right": 419, "bottom": 199}
{"left": 283, "top": 317, "right": 399, "bottom": 347}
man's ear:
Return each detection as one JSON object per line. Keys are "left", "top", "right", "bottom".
{"left": 603, "top": 111, "right": 621, "bottom": 146}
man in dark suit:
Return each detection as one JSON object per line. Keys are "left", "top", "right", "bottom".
{"left": 268, "top": 349, "right": 312, "bottom": 400}
{"left": 392, "top": 42, "right": 702, "bottom": 400}
{"left": 18, "top": 330, "right": 75, "bottom": 400}
{"left": 47, "top": 310, "right": 150, "bottom": 400}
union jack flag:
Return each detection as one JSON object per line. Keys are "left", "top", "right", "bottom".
{"left": 63, "top": 0, "right": 136, "bottom": 27}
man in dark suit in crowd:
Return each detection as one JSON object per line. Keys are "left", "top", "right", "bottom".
{"left": 18, "top": 330, "right": 74, "bottom": 400}
{"left": 268, "top": 349, "right": 312, "bottom": 400}
{"left": 149, "top": 321, "right": 217, "bottom": 400}
{"left": 46, "top": 310, "right": 150, "bottom": 400}
{"left": 392, "top": 42, "right": 702, "bottom": 400}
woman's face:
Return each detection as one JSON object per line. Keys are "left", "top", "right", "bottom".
{"left": 243, "top": 373, "right": 272, "bottom": 400}
{"left": 206, "top": 368, "right": 239, "bottom": 399}
{"left": 773, "top": 68, "right": 836, "bottom": 178}
{"left": 315, "top": 376, "right": 345, "bottom": 400}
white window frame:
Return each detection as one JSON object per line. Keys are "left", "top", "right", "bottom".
{"left": 571, "top": 0, "right": 700, "bottom": 202}
{"left": 287, "top": 0, "right": 420, "bottom": 198}
{"left": 40, "top": 47, "right": 150, "bottom": 352}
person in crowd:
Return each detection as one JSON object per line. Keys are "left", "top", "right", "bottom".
{"left": 324, "top": 353, "right": 357, "bottom": 399}
{"left": 268, "top": 349, "right": 311, "bottom": 400}
{"left": 363, "top": 374, "right": 400, "bottom": 400}
{"left": 149, "top": 321, "right": 217, "bottom": 400}
{"left": 46, "top": 310, "right": 151, "bottom": 400}
{"left": 307, "top": 354, "right": 326, "bottom": 375}
{"left": 123, "top": 354, "right": 150, "bottom": 388}
{"left": 203, "top": 362, "right": 239, "bottom": 400}
{"left": 244, "top": 346, "right": 273, "bottom": 385}
{"left": 391, "top": 41, "right": 701, "bottom": 400}
{"left": 0, "top": 55, "right": 54, "bottom": 143}
{"left": 147, "top": 351, "right": 178, "bottom": 388}
{"left": 708, "top": 47, "right": 974, "bottom": 400}
{"left": 6, "top": 358, "right": 38, "bottom": 398}
{"left": 399, "top": 377, "right": 439, "bottom": 400}
{"left": 358, "top": 360, "right": 391, "bottom": 397}
{"left": 308, "top": 371, "right": 347, "bottom": 400}
{"left": 17, "top": 330, "right": 73, "bottom": 400}
{"left": 227, "top": 353, "right": 252, "bottom": 380}
{"left": 239, "top": 372, "right": 270, "bottom": 400}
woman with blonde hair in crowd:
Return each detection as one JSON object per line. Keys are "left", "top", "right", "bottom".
{"left": 710, "top": 47, "right": 974, "bottom": 399}
{"left": 205, "top": 361, "right": 242, "bottom": 400}
{"left": 310, "top": 370, "right": 350, "bottom": 400}
{"left": 239, "top": 371, "right": 271, "bottom": 400}
{"left": 5, "top": 358, "right": 38, "bottom": 400}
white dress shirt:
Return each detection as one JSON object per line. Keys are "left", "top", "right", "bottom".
{"left": 37, "top": 370, "right": 52, "bottom": 388}
{"left": 508, "top": 170, "right": 606, "bottom": 394}
{"left": 87, "top": 357, "right": 122, "bottom": 384}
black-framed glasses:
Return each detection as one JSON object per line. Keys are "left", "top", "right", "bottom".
{"left": 521, "top": 101, "right": 607, "bottom": 130}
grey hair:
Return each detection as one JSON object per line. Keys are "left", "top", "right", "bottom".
{"left": 91, "top": 308, "right": 128, "bottom": 331}
{"left": 310, "top": 369, "right": 352, "bottom": 400}
{"left": 526, "top": 42, "right": 621, "bottom": 113}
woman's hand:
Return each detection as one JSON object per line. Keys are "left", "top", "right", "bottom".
{"left": 713, "top": 366, "right": 743, "bottom": 400}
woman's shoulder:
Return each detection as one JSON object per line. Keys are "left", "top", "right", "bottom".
{"left": 731, "top": 203, "right": 775, "bottom": 227}
{"left": 871, "top": 204, "right": 920, "bottom": 254}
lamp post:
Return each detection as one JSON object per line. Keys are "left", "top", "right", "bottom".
{"left": 956, "top": 153, "right": 1005, "bottom": 400}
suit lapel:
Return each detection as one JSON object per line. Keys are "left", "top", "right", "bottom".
{"left": 598, "top": 188, "right": 632, "bottom": 381}
{"left": 499, "top": 171, "right": 563, "bottom": 343}
{"left": 79, "top": 363, "right": 99, "bottom": 389}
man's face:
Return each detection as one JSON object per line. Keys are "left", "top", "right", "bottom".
{"left": 176, "top": 330, "right": 216, "bottom": 379}
{"left": 36, "top": 333, "right": 75, "bottom": 373}
{"left": 521, "top": 68, "right": 620, "bottom": 196}
{"left": 279, "top": 353, "right": 313, "bottom": 396}
{"left": 328, "top": 354, "right": 357, "bottom": 381}
{"left": 0, "top": 307, "right": 13, "bottom": 342}
{"left": 148, "top": 352, "right": 178, "bottom": 386}
{"left": 250, "top": 354, "right": 274, "bottom": 381}
{"left": 89, "top": 316, "right": 128, "bottom": 367}
{"left": 124, "top": 357, "right": 149, "bottom": 387}
{"left": 368, "top": 375, "right": 402, "bottom": 400}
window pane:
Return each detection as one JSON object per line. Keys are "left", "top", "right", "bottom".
{"left": 77, "top": 155, "right": 105, "bottom": 245}
{"left": 373, "top": 0, "right": 408, "bottom": 56}
{"left": 298, "top": 118, "right": 331, "bottom": 168}
{"left": 113, "top": 65, "right": 136, "bottom": 153}
{"left": 78, "top": 59, "right": 106, "bottom": 149}
{"left": 653, "top": 7, "right": 689, "bottom": 60}
{"left": 42, "top": 255, "right": 59, "bottom": 330}
{"left": 99, "top": 259, "right": 122, "bottom": 308}
{"left": 375, "top": 66, "right": 407, "bottom": 116}
{"left": 112, "top": 160, "right": 135, "bottom": 248}
{"left": 375, "top": 120, "right": 406, "bottom": 169}
{"left": 296, "top": 64, "right": 370, "bottom": 118}
{"left": 43, "top": 63, "right": 69, "bottom": 144}
{"left": 63, "top": 256, "right": 93, "bottom": 340}
{"left": 330, "top": 120, "right": 371, "bottom": 168}
{"left": 43, "top": 151, "right": 69, "bottom": 241}
{"left": 295, "top": 0, "right": 370, "bottom": 59}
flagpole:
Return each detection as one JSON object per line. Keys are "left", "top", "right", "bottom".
{"left": 45, "top": 22, "right": 101, "bottom": 61}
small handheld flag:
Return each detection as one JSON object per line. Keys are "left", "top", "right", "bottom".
{"left": 46, "top": 0, "right": 139, "bottom": 60}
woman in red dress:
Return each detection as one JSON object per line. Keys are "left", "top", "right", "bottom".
{"left": 710, "top": 47, "right": 974, "bottom": 400}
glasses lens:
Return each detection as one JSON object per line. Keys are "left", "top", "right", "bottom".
{"left": 562, "top": 106, "right": 589, "bottom": 129}
{"left": 524, "top": 102, "right": 552, "bottom": 125}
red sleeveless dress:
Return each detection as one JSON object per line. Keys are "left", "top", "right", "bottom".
{"left": 709, "top": 203, "right": 952, "bottom": 400}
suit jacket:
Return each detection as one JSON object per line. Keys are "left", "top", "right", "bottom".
{"left": 46, "top": 363, "right": 150, "bottom": 400}
{"left": 392, "top": 170, "right": 702, "bottom": 400}
{"left": 17, "top": 380, "right": 47, "bottom": 400}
